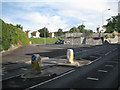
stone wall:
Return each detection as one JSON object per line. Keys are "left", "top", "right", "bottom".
{"left": 118, "top": 36, "right": 120, "bottom": 43}
{"left": 65, "top": 33, "right": 84, "bottom": 37}
{"left": 64, "top": 33, "right": 119, "bottom": 45}
{"left": 64, "top": 38, "right": 81, "bottom": 45}
{"left": 104, "top": 36, "right": 119, "bottom": 44}
{"left": 86, "top": 38, "right": 102, "bottom": 45}
{"left": 64, "top": 37, "right": 102, "bottom": 45}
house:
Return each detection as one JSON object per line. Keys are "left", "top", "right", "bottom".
{"left": 49, "top": 32, "right": 55, "bottom": 38}
{"left": 25, "top": 30, "right": 40, "bottom": 38}
{"left": 32, "top": 31, "right": 40, "bottom": 38}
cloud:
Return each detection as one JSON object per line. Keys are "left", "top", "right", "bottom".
{"left": 84, "top": 22, "right": 95, "bottom": 26}
{"left": 4, "top": 11, "right": 68, "bottom": 32}
{"left": 1, "top": 0, "right": 119, "bottom": 32}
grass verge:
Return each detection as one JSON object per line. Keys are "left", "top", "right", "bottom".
{"left": 29, "top": 38, "right": 59, "bottom": 44}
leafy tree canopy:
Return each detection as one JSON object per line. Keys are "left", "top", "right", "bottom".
{"left": 69, "top": 24, "right": 88, "bottom": 33}
{"left": 16, "top": 24, "right": 23, "bottom": 30}
{"left": 69, "top": 26, "right": 79, "bottom": 33}
{"left": 105, "top": 15, "right": 120, "bottom": 33}
{"left": 57, "top": 28, "right": 63, "bottom": 36}
{"left": 38, "top": 27, "right": 49, "bottom": 37}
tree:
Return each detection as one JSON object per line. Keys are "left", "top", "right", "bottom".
{"left": 31, "top": 31, "right": 36, "bottom": 37}
{"left": 38, "top": 27, "right": 49, "bottom": 37}
{"left": 85, "top": 30, "right": 93, "bottom": 37}
{"left": 105, "top": 15, "right": 120, "bottom": 33}
{"left": 78, "top": 24, "right": 87, "bottom": 33}
{"left": 57, "top": 28, "right": 63, "bottom": 36}
{"left": 105, "top": 26, "right": 114, "bottom": 33}
{"left": 16, "top": 24, "right": 23, "bottom": 30}
{"left": 69, "top": 26, "right": 79, "bottom": 33}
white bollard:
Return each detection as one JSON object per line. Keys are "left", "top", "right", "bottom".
{"left": 67, "top": 49, "right": 74, "bottom": 63}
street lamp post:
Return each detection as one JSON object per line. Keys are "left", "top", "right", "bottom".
{"left": 98, "top": 9, "right": 111, "bottom": 38}
{"left": 102, "top": 9, "right": 111, "bottom": 27}
{"left": 100, "top": 8, "right": 111, "bottom": 35}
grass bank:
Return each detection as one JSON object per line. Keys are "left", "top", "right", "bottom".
{"left": 29, "top": 38, "right": 60, "bottom": 44}
{"left": 1, "top": 19, "right": 29, "bottom": 50}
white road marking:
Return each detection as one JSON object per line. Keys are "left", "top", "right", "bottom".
{"left": 90, "top": 56, "right": 98, "bottom": 58}
{"left": 96, "top": 53, "right": 103, "bottom": 55}
{"left": 113, "top": 48, "right": 117, "bottom": 51}
{"left": 105, "top": 51, "right": 112, "bottom": 56}
{"left": 87, "top": 77, "right": 99, "bottom": 81}
{"left": 0, "top": 74, "right": 21, "bottom": 82}
{"left": 105, "top": 65, "right": 114, "bottom": 67}
{"left": 25, "top": 69, "right": 75, "bottom": 90}
{"left": 92, "top": 57, "right": 102, "bottom": 62}
{"left": 86, "top": 57, "right": 102, "bottom": 65}
{"left": 98, "top": 70, "right": 108, "bottom": 73}
{"left": 106, "top": 61, "right": 118, "bottom": 64}
{"left": 21, "top": 68, "right": 28, "bottom": 71}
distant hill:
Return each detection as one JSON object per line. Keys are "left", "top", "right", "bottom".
{"left": 1, "top": 19, "right": 29, "bottom": 50}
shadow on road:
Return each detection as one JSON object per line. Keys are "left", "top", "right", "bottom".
{"left": 25, "top": 49, "right": 67, "bottom": 58}
{"left": 102, "top": 40, "right": 110, "bottom": 45}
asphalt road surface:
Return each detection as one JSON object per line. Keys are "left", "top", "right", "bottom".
{"left": 32, "top": 46, "right": 119, "bottom": 89}
{"left": 2, "top": 44, "right": 92, "bottom": 64}
{"left": 1, "top": 44, "right": 120, "bottom": 89}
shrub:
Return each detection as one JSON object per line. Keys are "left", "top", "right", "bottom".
{"left": 105, "top": 35, "right": 108, "bottom": 39}
{"left": 110, "top": 34, "right": 115, "bottom": 38}
{"left": 1, "top": 19, "right": 29, "bottom": 50}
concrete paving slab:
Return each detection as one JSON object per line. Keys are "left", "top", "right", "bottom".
{"left": 57, "top": 60, "right": 91, "bottom": 67}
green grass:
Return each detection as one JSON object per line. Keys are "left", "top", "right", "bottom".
{"left": 29, "top": 38, "right": 60, "bottom": 44}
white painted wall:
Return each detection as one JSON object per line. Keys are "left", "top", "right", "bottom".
{"left": 28, "top": 31, "right": 40, "bottom": 38}
{"left": 52, "top": 32, "right": 54, "bottom": 38}
{"left": 36, "top": 31, "right": 40, "bottom": 38}
{"left": 28, "top": 31, "right": 32, "bottom": 38}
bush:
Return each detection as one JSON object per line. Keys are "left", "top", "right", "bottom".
{"left": 1, "top": 19, "right": 29, "bottom": 50}
{"left": 105, "top": 35, "right": 108, "bottom": 39}
{"left": 110, "top": 34, "right": 115, "bottom": 38}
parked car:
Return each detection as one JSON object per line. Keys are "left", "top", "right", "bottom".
{"left": 55, "top": 40, "right": 64, "bottom": 44}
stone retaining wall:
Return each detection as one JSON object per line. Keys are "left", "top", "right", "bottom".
{"left": 86, "top": 38, "right": 102, "bottom": 45}
{"left": 64, "top": 33, "right": 119, "bottom": 45}
{"left": 64, "top": 38, "right": 81, "bottom": 45}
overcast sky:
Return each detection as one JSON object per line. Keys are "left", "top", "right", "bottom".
{"left": 1, "top": 0, "right": 119, "bottom": 32}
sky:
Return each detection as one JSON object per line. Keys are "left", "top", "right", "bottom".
{"left": 1, "top": 0, "right": 119, "bottom": 32}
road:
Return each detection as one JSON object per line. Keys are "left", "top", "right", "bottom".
{"left": 1, "top": 44, "right": 120, "bottom": 89}
{"left": 31, "top": 46, "right": 119, "bottom": 89}
{"left": 2, "top": 44, "right": 92, "bottom": 64}
{"left": 2, "top": 44, "right": 93, "bottom": 80}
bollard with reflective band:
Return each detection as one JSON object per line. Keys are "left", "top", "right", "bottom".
{"left": 36, "top": 61, "right": 41, "bottom": 71}
{"left": 71, "top": 54, "right": 74, "bottom": 62}
{"left": 31, "top": 62, "right": 36, "bottom": 71}
{"left": 31, "top": 54, "right": 41, "bottom": 71}
{"left": 67, "top": 49, "right": 74, "bottom": 63}
{"left": 29, "top": 41, "right": 32, "bottom": 44}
